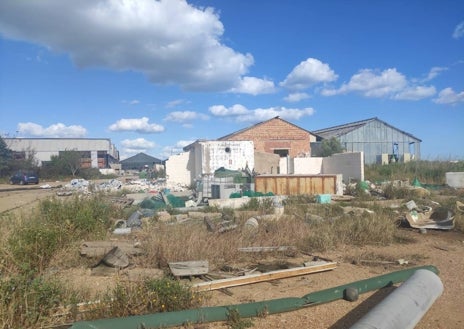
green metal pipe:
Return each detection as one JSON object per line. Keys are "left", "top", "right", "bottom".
{"left": 70, "top": 265, "right": 438, "bottom": 329}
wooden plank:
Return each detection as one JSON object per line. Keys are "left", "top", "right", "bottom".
{"left": 169, "top": 260, "right": 209, "bottom": 277}
{"left": 193, "top": 262, "right": 337, "bottom": 291}
{"left": 237, "top": 246, "right": 295, "bottom": 253}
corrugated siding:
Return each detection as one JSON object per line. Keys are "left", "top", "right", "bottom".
{"left": 339, "top": 120, "right": 421, "bottom": 164}
{"left": 255, "top": 175, "right": 336, "bottom": 195}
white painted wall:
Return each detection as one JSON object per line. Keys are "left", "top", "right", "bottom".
{"left": 166, "top": 140, "right": 255, "bottom": 187}
{"left": 4, "top": 138, "right": 119, "bottom": 165}
{"left": 197, "top": 140, "right": 254, "bottom": 174}
{"left": 293, "top": 157, "right": 323, "bottom": 174}
{"left": 165, "top": 151, "right": 194, "bottom": 187}
{"left": 446, "top": 172, "right": 464, "bottom": 188}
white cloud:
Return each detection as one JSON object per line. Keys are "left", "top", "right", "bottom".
{"left": 393, "top": 86, "right": 436, "bottom": 100}
{"left": 108, "top": 117, "right": 164, "bottom": 133}
{"left": 166, "top": 99, "right": 187, "bottom": 108}
{"left": 423, "top": 67, "right": 448, "bottom": 81}
{"left": 17, "top": 122, "right": 87, "bottom": 137}
{"left": 229, "top": 76, "right": 276, "bottom": 95}
{"left": 160, "top": 139, "right": 195, "bottom": 158}
{"left": 284, "top": 92, "right": 310, "bottom": 102}
{"left": 209, "top": 104, "right": 249, "bottom": 117}
{"left": 280, "top": 58, "right": 338, "bottom": 90}
{"left": 164, "top": 111, "right": 209, "bottom": 122}
{"left": 433, "top": 87, "right": 464, "bottom": 105}
{"left": 453, "top": 21, "right": 464, "bottom": 39}
{"left": 322, "top": 68, "right": 407, "bottom": 98}
{"left": 209, "top": 104, "right": 314, "bottom": 123}
{"left": 0, "top": 0, "right": 254, "bottom": 92}
{"left": 120, "top": 138, "right": 155, "bottom": 149}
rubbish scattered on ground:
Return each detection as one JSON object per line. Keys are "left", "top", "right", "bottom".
{"left": 105, "top": 196, "right": 134, "bottom": 208}
{"left": 316, "top": 194, "right": 332, "bottom": 204}
{"left": 169, "top": 260, "right": 209, "bottom": 277}
{"left": 100, "top": 246, "right": 129, "bottom": 269}
{"left": 193, "top": 260, "right": 337, "bottom": 292}
{"left": 56, "top": 190, "right": 73, "bottom": 196}
{"left": 238, "top": 246, "right": 296, "bottom": 253}
{"left": 69, "top": 266, "right": 439, "bottom": 329}
{"left": 404, "top": 200, "right": 455, "bottom": 230}
{"left": 358, "top": 258, "right": 409, "bottom": 266}
{"left": 126, "top": 210, "right": 143, "bottom": 229}
{"left": 204, "top": 217, "right": 238, "bottom": 233}
{"left": 79, "top": 241, "right": 143, "bottom": 258}
{"left": 457, "top": 201, "right": 464, "bottom": 213}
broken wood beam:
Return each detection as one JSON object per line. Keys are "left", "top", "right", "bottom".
{"left": 193, "top": 261, "right": 337, "bottom": 291}
{"left": 238, "top": 246, "right": 295, "bottom": 253}
{"left": 169, "top": 260, "right": 209, "bottom": 277}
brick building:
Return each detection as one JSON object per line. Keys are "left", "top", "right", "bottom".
{"left": 217, "top": 116, "right": 316, "bottom": 158}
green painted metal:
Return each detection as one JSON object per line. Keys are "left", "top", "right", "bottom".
{"left": 70, "top": 265, "right": 438, "bottom": 329}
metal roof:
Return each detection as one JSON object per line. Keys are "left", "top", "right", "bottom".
{"left": 313, "top": 117, "right": 422, "bottom": 141}
{"left": 120, "top": 152, "right": 162, "bottom": 164}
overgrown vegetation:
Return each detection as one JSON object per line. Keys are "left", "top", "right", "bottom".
{"left": 2, "top": 195, "right": 121, "bottom": 276}
{"left": 1, "top": 160, "right": 463, "bottom": 328}
{"left": 93, "top": 277, "right": 204, "bottom": 318}
{"left": 365, "top": 160, "right": 464, "bottom": 185}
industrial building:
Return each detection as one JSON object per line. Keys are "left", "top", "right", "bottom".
{"left": 4, "top": 138, "right": 119, "bottom": 168}
{"left": 312, "top": 117, "right": 421, "bottom": 165}
{"left": 120, "top": 152, "right": 163, "bottom": 171}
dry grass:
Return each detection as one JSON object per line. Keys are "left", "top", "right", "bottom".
{"left": 1, "top": 186, "right": 463, "bottom": 328}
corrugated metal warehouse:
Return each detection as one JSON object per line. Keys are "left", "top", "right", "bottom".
{"left": 312, "top": 117, "right": 421, "bottom": 165}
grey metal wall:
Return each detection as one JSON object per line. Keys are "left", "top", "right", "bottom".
{"left": 338, "top": 121, "right": 421, "bottom": 164}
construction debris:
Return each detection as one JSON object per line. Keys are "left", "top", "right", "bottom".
{"left": 80, "top": 241, "right": 143, "bottom": 258}
{"left": 404, "top": 200, "right": 455, "bottom": 230}
{"left": 192, "top": 261, "right": 337, "bottom": 292}
{"left": 169, "top": 260, "right": 209, "bottom": 277}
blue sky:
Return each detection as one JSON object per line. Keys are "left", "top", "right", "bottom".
{"left": 0, "top": 0, "right": 463, "bottom": 160}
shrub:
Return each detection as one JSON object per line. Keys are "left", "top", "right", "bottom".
{"left": 99, "top": 278, "right": 204, "bottom": 318}
{"left": 239, "top": 197, "right": 275, "bottom": 214}
{"left": 0, "top": 274, "right": 70, "bottom": 328}
{"left": 303, "top": 210, "right": 397, "bottom": 252}
{"left": 8, "top": 222, "right": 62, "bottom": 274}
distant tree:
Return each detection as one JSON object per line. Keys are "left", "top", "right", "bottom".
{"left": 0, "top": 136, "right": 13, "bottom": 176}
{"left": 52, "top": 150, "right": 82, "bottom": 176}
{"left": 320, "top": 137, "right": 345, "bottom": 157}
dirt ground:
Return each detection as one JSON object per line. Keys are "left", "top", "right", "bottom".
{"left": 1, "top": 181, "right": 463, "bottom": 329}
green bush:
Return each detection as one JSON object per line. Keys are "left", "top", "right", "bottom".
{"left": 39, "top": 196, "right": 115, "bottom": 238}
{"left": 8, "top": 222, "right": 62, "bottom": 274}
{"left": 0, "top": 274, "right": 69, "bottom": 328}
{"left": 100, "top": 278, "right": 204, "bottom": 318}
{"left": 239, "top": 197, "right": 275, "bottom": 214}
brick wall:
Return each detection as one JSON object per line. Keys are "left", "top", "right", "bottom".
{"left": 224, "top": 118, "right": 311, "bottom": 157}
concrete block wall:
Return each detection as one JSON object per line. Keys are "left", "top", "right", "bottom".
{"left": 322, "top": 152, "right": 364, "bottom": 183}
{"left": 293, "top": 157, "right": 323, "bottom": 174}
{"left": 446, "top": 172, "right": 464, "bottom": 188}
{"left": 254, "top": 151, "right": 280, "bottom": 174}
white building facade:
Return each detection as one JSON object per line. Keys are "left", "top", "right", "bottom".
{"left": 4, "top": 138, "right": 119, "bottom": 168}
{"left": 166, "top": 140, "right": 254, "bottom": 187}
